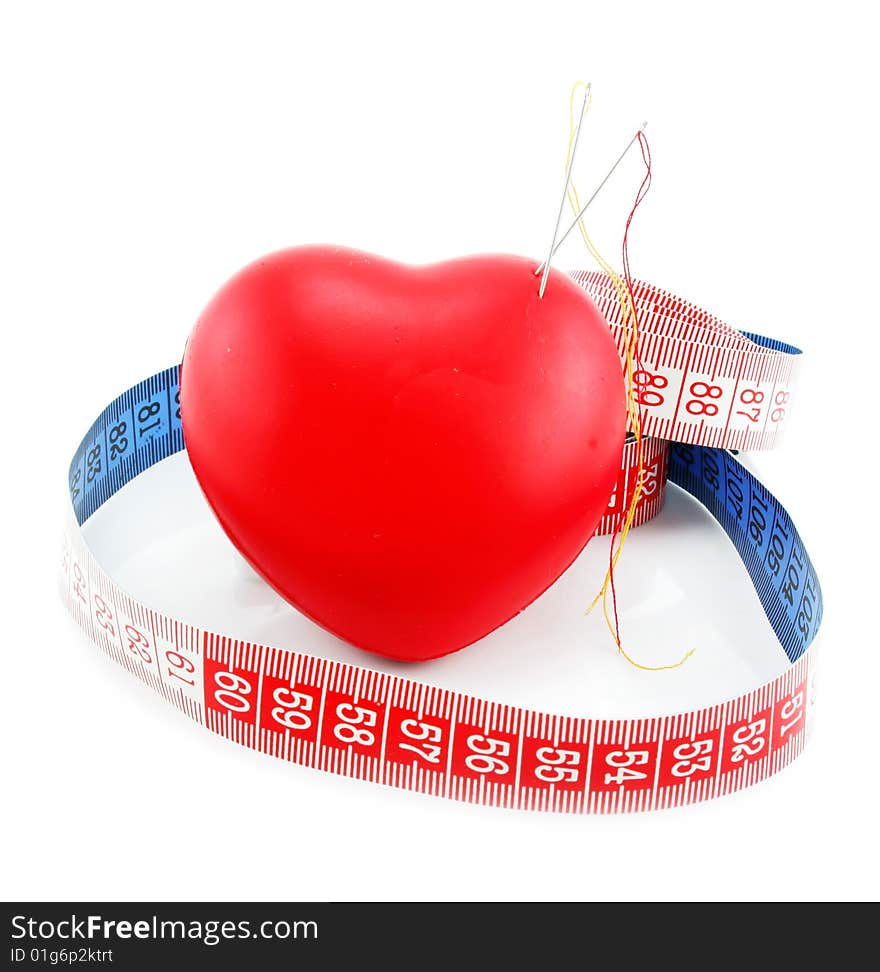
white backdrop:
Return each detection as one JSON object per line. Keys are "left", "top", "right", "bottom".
{"left": 1, "top": 0, "right": 876, "bottom": 901}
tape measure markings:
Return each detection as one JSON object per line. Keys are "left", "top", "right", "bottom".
{"left": 574, "top": 272, "right": 801, "bottom": 453}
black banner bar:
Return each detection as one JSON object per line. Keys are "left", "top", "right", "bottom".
{"left": 1, "top": 901, "right": 846, "bottom": 969}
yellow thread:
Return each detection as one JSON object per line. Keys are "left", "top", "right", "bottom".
{"left": 563, "top": 86, "right": 692, "bottom": 672}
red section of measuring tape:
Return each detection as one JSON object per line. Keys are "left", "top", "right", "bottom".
{"left": 60, "top": 518, "right": 814, "bottom": 813}
{"left": 595, "top": 436, "right": 668, "bottom": 536}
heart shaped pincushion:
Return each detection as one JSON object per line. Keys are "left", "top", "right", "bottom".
{"left": 181, "top": 246, "right": 626, "bottom": 661}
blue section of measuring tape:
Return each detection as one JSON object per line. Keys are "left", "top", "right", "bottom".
{"left": 68, "top": 366, "right": 184, "bottom": 525}
{"left": 738, "top": 330, "right": 803, "bottom": 357}
{"left": 69, "top": 366, "right": 822, "bottom": 666}
{"left": 668, "top": 444, "right": 821, "bottom": 663}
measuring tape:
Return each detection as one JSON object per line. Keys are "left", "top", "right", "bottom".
{"left": 574, "top": 270, "right": 802, "bottom": 451}
{"left": 61, "top": 275, "right": 823, "bottom": 813}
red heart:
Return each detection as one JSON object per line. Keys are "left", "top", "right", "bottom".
{"left": 181, "top": 246, "right": 625, "bottom": 661}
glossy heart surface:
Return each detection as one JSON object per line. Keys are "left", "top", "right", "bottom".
{"left": 181, "top": 246, "right": 625, "bottom": 660}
